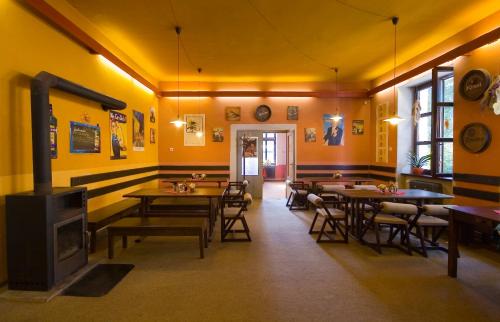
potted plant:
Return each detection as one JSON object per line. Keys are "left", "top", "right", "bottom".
{"left": 407, "top": 152, "right": 431, "bottom": 175}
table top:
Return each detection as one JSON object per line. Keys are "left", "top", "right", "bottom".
{"left": 301, "top": 177, "right": 374, "bottom": 183}
{"left": 333, "top": 188, "right": 454, "bottom": 200}
{"left": 124, "top": 187, "right": 226, "bottom": 198}
{"left": 161, "top": 177, "right": 228, "bottom": 183}
{"left": 445, "top": 205, "right": 500, "bottom": 222}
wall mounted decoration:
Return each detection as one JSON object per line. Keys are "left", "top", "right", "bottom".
{"left": 412, "top": 100, "right": 421, "bottom": 125}
{"left": 376, "top": 103, "right": 389, "bottom": 163}
{"left": 149, "top": 106, "right": 156, "bottom": 123}
{"left": 133, "top": 110, "right": 145, "bottom": 151}
{"left": 352, "top": 120, "right": 364, "bottom": 135}
{"left": 212, "top": 127, "right": 224, "bottom": 142}
{"left": 184, "top": 114, "right": 205, "bottom": 146}
{"left": 460, "top": 123, "right": 491, "bottom": 153}
{"left": 70, "top": 121, "right": 100, "bottom": 154}
{"left": 480, "top": 75, "right": 500, "bottom": 114}
{"left": 304, "top": 128, "right": 316, "bottom": 142}
{"left": 225, "top": 106, "right": 241, "bottom": 121}
{"left": 255, "top": 104, "right": 272, "bottom": 122}
{"left": 459, "top": 69, "right": 491, "bottom": 101}
{"left": 49, "top": 104, "right": 57, "bottom": 159}
{"left": 287, "top": 106, "right": 298, "bottom": 120}
{"left": 110, "top": 111, "right": 128, "bottom": 160}
{"left": 323, "top": 114, "right": 344, "bottom": 146}
{"left": 150, "top": 128, "right": 156, "bottom": 144}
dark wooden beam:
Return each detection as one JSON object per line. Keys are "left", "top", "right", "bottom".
{"left": 160, "top": 90, "right": 369, "bottom": 98}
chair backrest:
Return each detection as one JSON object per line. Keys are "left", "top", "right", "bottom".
{"left": 422, "top": 204, "right": 451, "bottom": 217}
{"left": 243, "top": 192, "right": 253, "bottom": 205}
{"left": 320, "top": 184, "right": 345, "bottom": 192}
{"left": 353, "top": 185, "right": 378, "bottom": 190}
{"left": 380, "top": 202, "right": 418, "bottom": 215}
{"left": 307, "top": 193, "right": 323, "bottom": 207}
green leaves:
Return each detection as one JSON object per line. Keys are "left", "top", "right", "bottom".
{"left": 408, "top": 152, "right": 431, "bottom": 168}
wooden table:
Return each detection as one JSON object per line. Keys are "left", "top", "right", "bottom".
{"left": 333, "top": 189, "right": 454, "bottom": 239}
{"left": 123, "top": 187, "right": 225, "bottom": 238}
{"left": 161, "top": 177, "right": 228, "bottom": 188}
{"left": 445, "top": 206, "right": 500, "bottom": 278}
{"left": 301, "top": 177, "right": 374, "bottom": 190}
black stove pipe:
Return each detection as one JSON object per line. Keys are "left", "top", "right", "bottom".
{"left": 31, "top": 71, "right": 127, "bottom": 194}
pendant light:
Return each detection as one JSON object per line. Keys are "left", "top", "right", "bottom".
{"left": 383, "top": 17, "right": 405, "bottom": 125}
{"left": 330, "top": 67, "right": 343, "bottom": 122}
{"left": 170, "top": 26, "right": 186, "bottom": 128}
{"left": 195, "top": 67, "right": 203, "bottom": 138}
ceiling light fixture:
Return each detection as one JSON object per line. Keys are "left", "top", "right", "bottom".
{"left": 170, "top": 26, "right": 187, "bottom": 128}
{"left": 383, "top": 17, "right": 404, "bottom": 125}
{"left": 330, "top": 67, "right": 343, "bottom": 122}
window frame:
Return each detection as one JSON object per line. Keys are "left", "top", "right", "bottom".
{"left": 413, "top": 66, "right": 454, "bottom": 178}
{"left": 263, "top": 132, "right": 277, "bottom": 165}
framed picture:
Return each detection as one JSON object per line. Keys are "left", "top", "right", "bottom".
{"left": 323, "top": 114, "right": 344, "bottom": 146}
{"left": 287, "top": 106, "right": 298, "bottom": 120}
{"left": 70, "top": 121, "right": 101, "bottom": 154}
{"left": 304, "top": 128, "right": 316, "bottom": 142}
{"left": 110, "top": 111, "right": 127, "bottom": 159}
{"left": 352, "top": 120, "right": 364, "bottom": 135}
{"left": 212, "top": 127, "right": 224, "bottom": 142}
{"left": 132, "top": 110, "right": 145, "bottom": 151}
{"left": 149, "top": 106, "right": 156, "bottom": 123}
{"left": 225, "top": 106, "right": 241, "bottom": 121}
{"left": 184, "top": 114, "right": 205, "bottom": 146}
{"left": 150, "top": 128, "right": 156, "bottom": 144}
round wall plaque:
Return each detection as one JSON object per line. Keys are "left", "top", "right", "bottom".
{"left": 459, "top": 69, "right": 491, "bottom": 101}
{"left": 459, "top": 123, "right": 491, "bottom": 153}
{"left": 255, "top": 105, "right": 272, "bottom": 122}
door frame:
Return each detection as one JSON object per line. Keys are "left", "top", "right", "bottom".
{"left": 230, "top": 124, "right": 297, "bottom": 182}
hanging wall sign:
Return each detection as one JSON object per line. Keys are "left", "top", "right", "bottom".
{"left": 460, "top": 123, "right": 491, "bottom": 153}
{"left": 459, "top": 69, "right": 491, "bottom": 101}
{"left": 70, "top": 121, "right": 101, "bottom": 153}
{"left": 110, "top": 110, "right": 128, "bottom": 160}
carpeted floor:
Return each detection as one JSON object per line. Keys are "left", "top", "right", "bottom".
{"left": 0, "top": 199, "right": 499, "bottom": 321}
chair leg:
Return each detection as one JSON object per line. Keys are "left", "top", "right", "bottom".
{"left": 416, "top": 226, "right": 428, "bottom": 257}
{"left": 309, "top": 212, "right": 319, "bottom": 234}
{"left": 316, "top": 218, "right": 329, "bottom": 242}
{"left": 241, "top": 217, "right": 252, "bottom": 241}
{"left": 374, "top": 223, "right": 382, "bottom": 254}
{"left": 404, "top": 225, "right": 412, "bottom": 256}
{"left": 286, "top": 192, "right": 292, "bottom": 206}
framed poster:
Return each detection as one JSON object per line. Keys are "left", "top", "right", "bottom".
{"left": 322, "top": 114, "right": 344, "bottom": 146}
{"left": 133, "top": 110, "right": 145, "bottom": 151}
{"left": 375, "top": 103, "right": 389, "bottom": 163}
{"left": 304, "top": 128, "right": 316, "bottom": 142}
{"left": 150, "top": 128, "right": 156, "bottom": 144}
{"left": 225, "top": 106, "right": 241, "bottom": 121}
{"left": 184, "top": 114, "right": 205, "bottom": 146}
{"left": 110, "top": 111, "right": 127, "bottom": 160}
{"left": 242, "top": 136, "right": 258, "bottom": 176}
{"left": 149, "top": 106, "right": 156, "bottom": 123}
{"left": 287, "top": 106, "right": 298, "bottom": 120}
{"left": 70, "top": 121, "right": 100, "bottom": 153}
{"left": 352, "top": 120, "right": 364, "bottom": 135}
{"left": 212, "top": 127, "right": 224, "bottom": 142}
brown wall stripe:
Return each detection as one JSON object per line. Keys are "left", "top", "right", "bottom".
{"left": 159, "top": 173, "right": 229, "bottom": 179}
{"left": 453, "top": 173, "right": 500, "bottom": 186}
{"left": 159, "top": 165, "right": 230, "bottom": 171}
{"left": 453, "top": 187, "right": 500, "bottom": 202}
{"left": 297, "top": 164, "right": 396, "bottom": 173}
{"left": 87, "top": 174, "right": 158, "bottom": 199}
{"left": 71, "top": 166, "right": 159, "bottom": 186}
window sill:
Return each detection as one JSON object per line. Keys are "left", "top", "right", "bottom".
{"left": 400, "top": 173, "right": 453, "bottom": 182}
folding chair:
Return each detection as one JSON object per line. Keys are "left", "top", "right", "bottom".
{"left": 307, "top": 194, "right": 349, "bottom": 243}
{"left": 224, "top": 180, "right": 249, "bottom": 206}
{"left": 317, "top": 184, "right": 345, "bottom": 202}
{"left": 407, "top": 205, "right": 450, "bottom": 257}
{"left": 287, "top": 181, "right": 310, "bottom": 210}
{"left": 221, "top": 193, "right": 252, "bottom": 242}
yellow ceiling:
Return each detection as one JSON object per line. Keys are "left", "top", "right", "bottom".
{"left": 65, "top": 0, "right": 500, "bottom": 83}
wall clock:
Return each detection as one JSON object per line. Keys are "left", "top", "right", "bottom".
{"left": 460, "top": 123, "right": 491, "bottom": 153}
{"left": 459, "top": 69, "right": 491, "bottom": 101}
{"left": 255, "top": 105, "right": 272, "bottom": 122}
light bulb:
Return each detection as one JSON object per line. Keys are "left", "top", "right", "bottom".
{"left": 196, "top": 131, "right": 203, "bottom": 138}
{"left": 330, "top": 115, "right": 343, "bottom": 122}
{"left": 383, "top": 116, "right": 404, "bottom": 125}
{"left": 170, "top": 119, "right": 185, "bottom": 128}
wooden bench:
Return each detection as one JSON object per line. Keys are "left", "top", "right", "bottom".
{"left": 107, "top": 217, "right": 208, "bottom": 259}
{"left": 87, "top": 199, "right": 141, "bottom": 253}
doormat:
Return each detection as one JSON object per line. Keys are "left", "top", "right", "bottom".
{"left": 62, "top": 264, "right": 134, "bottom": 297}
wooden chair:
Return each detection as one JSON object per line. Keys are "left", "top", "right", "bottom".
{"left": 221, "top": 192, "right": 252, "bottom": 242}
{"left": 307, "top": 194, "right": 349, "bottom": 243}
{"left": 409, "top": 205, "right": 450, "bottom": 257}
{"left": 360, "top": 202, "right": 413, "bottom": 255}
{"left": 317, "top": 184, "right": 345, "bottom": 201}
{"left": 287, "top": 181, "right": 310, "bottom": 210}
{"left": 224, "top": 180, "right": 249, "bottom": 205}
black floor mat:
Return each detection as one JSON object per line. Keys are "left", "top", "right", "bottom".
{"left": 62, "top": 264, "right": 134, "bottom": 297}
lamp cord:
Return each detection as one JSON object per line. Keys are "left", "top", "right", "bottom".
{"left": 392, "top": 17, "right": 398, "bottom": 114}
{"left": 177, "top": 28, "right": 180, "bottom": 119}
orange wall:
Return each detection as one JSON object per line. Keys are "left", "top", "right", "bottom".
{"left": 158, "top": 94, "right": 372, "bottom": 167}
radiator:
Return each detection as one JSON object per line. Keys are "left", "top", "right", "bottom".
{"left": 409, "top": 180, "right": 443, "bottom": 193}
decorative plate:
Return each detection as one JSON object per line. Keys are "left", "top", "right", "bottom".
{"left": 459, "top": 123, "right": 491, "bottom": 153}
{"left": 459, "top": 69, "right": 491, "bottom": 101}
{"left": 255, "top": 105, "right": 272, "bottom": 122}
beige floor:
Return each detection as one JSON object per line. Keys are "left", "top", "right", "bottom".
{"left": 263, "top": 181, "right": 287, "bottom": 199}
{"left": 1, "top": 198, "right": 499, "bottom": 322}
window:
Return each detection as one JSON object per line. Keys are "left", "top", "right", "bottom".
{"left": 263, "top": 132, "right": 276, "bottom": 165}
{"left": 414, "top": 67, "right": 454, "bottom": 177}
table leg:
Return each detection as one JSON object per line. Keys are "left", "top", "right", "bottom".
{"left": 199, "top": 231, "right": 205, "bottom": 259}
{"left": 108, "top": 232, "right": 114, "bottom": 259}
{"left": 350, "top": 198, "right": 356, "bottom": 235}
{"left": 448, "top": 210, "right": 459, "bottom": 278}
{"left": 356, "top": 200, "right": 362, "bottom": 239}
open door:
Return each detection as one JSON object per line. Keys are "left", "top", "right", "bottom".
{"left": 236, "top": 130, "right": 263, "bottom": 198}
{"left": 285, "top": 130, "right": 295, "bottom": 198}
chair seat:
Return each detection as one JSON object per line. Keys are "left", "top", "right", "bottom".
{"left": 422, "top": 205, "right": 452, "bottom": 217}
{"left": 223, "top": 208, "right": 244, "bottom": 218}
{"left": 318, "top": 193, "right": 338, "bottom": 197}
{"left": 320, "top": 184, "right": 345, "bottom": 192}
{"left": 317, "top": 208, "right": 346, "bottom": 219}
{"left": 365, "top": 213, "right": 407, "bottom": 225}
{"left": 293, "top": 189, "right": 308, "bottom": 195}
{"left": 228, "top": 190, "right": 242, "bottom": 196}
{"left": 410, "top": 215, "right": 448, "bottom": 226}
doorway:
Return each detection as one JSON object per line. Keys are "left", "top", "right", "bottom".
{"left": 230, "top": 124, "right": 296, "bottom": 199}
